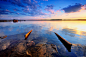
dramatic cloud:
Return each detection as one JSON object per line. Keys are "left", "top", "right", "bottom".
{"left": 0, "top": 0, "right": 86, "bottom": 19}
{"left": 37, "top": 10, "right": 47, "bottom": 15}
{"left": 10, "top": 0, "right": 25, "bottom": 7}
{"left": 45, "top": 5, "right": 54, "bottom": 14}
{"left": 43, "top": 0, "right": 48, "bottom": 1}
{"left": 33, "top": 0, "right": 38, "bottom": 3}
{"left": 22, "top": 6, "right": 30, "bottom": 13}
{"left": 47, "top": 5, "right": 54, "bottom": 9}
{"left": 23, "top": 0, "right": 37, "bottom": 9}
{"left": 1, "top": 0, "right": 38, "bottom": 9}
{"left": 0, "top": 0, "right": 45, "bottom": 16}
{"left": 0, "top": 9, "right": 26, "bottom": 16}
{"left": 0, "top": 0, "right": 8, "bottom": 2}
{"left": 45, "top": 9, "right": 54, "bottom": 14}
{"left": 28, "top": 9, "right": 47, "bottom": 16}
{"left": 62, "top": 3, "right": 82, "bottom": 13}
{"left": 0, "top": 9, "right": 12, "bottom": 14}
{"left": 16, "top": 13, "right": 19, "bottom": 15}
{"left": 13, "top": 8, "right": 20, "bottom": 11}
{"left": 22, "top": 5, "right": 46, "bottom": 16}
{"left": 79, "top": 4, "right": 86, "bottom": 11}
{"left": 37, "top": 5, "right": 42, "bottom": 8}
{"left": 20, "top": 13, "right": 26, "bottom": 15}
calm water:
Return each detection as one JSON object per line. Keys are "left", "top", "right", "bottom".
{"left": 0, "top": 21, "right": 86, "bottom": 57}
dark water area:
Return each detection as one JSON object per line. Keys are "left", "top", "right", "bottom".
{"left": 0, "top": 21, "right": 86, "bottom": 57}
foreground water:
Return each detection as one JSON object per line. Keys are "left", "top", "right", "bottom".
{"left": 0, "top": 21, "right": 86, "bottom": 57}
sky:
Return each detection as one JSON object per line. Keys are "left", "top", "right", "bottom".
{"left": 0, "top": 0, "right": 86, "bottom": 20}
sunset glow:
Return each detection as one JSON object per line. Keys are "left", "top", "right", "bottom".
{"left": 0, "top": 0, "right": 86, "bottom": 20}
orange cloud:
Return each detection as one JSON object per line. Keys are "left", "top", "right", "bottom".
{"left": 48, "top": 9, "right": 54, "bottom": 14}
{"left": 79, "top": 4, "right": 86, "bottom": 12}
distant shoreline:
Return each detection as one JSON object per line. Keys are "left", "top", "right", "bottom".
{"left": 0, "top": 19, "right": 86, "bottom": 22}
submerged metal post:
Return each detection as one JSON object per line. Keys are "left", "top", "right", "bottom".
{"left": 25, "top": 30, "right": 32, "bottom": 40}
{"left": 54, "top": 32, "right": 72, "bottom": 52}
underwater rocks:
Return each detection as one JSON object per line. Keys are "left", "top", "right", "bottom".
{"left": 0, "top": 40, "right": 59, "bottom": 57}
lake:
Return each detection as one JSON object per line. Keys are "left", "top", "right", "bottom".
{"left": 0, "top": 21, "right": 86, "bottom": 57}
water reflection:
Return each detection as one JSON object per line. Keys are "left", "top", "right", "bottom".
{"left": 0, "top": 21, "right": 86, "bottom": 57}
{"left": 61, "top": 28, "right": 76, "bottom": 37}
{"left": 72, "top": 44, "right": 86, "bottom": 56}
{"left": 62, "top": 28, "right": 86, "bottom": 37}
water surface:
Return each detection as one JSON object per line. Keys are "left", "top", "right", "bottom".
{"left": 0, "top": 21, "right": 86, "bottom": 57}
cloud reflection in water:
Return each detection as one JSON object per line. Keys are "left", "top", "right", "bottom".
{"left": 0, "top": 21, "right": 86, "bottom": 57}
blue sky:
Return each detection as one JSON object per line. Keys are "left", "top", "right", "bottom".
{"left": 0, "top": 0, "right": 86, "bottom": 20}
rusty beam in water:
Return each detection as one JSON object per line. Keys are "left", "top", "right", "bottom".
{"left": 25, "top": 30, "right": 32, "bottom": 40}
{"left": 54, "top": 32, "right": 72, "bottom": 52}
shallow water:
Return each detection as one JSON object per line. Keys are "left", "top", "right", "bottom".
{"left": 0, "top": 21, "right": 86, "bottom": 57}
